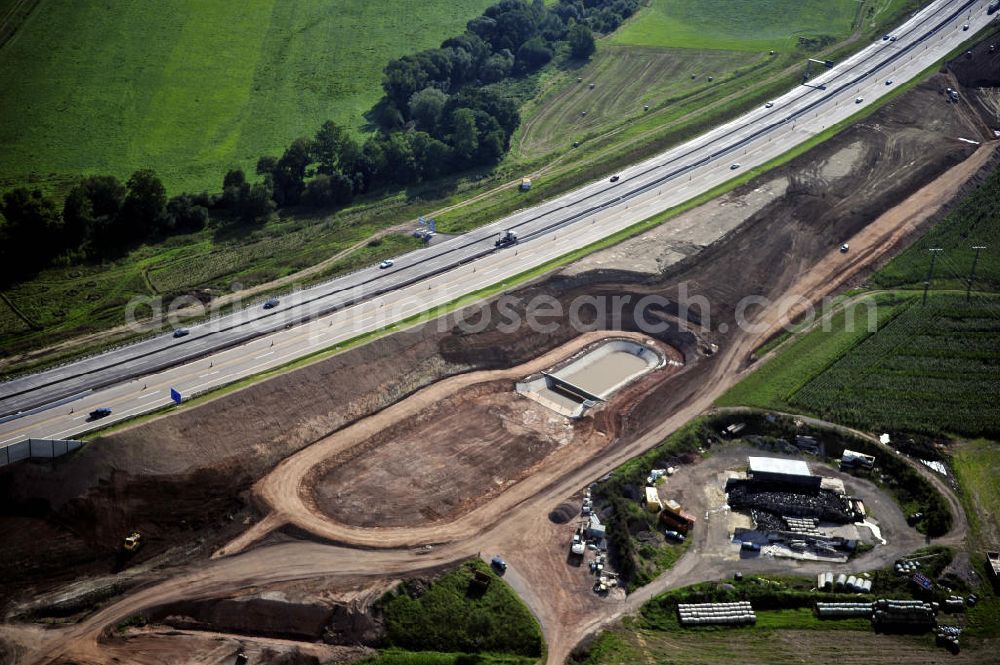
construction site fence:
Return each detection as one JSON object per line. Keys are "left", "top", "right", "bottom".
{"left": 1, "top": 438, "right": 85, "bottom": 467}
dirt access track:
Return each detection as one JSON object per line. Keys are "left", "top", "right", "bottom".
{"left": 215, "top": 331, "right": 682, "bottom": 556}
{"left": 1, "top": 48, "right": 999, "bottom": 665}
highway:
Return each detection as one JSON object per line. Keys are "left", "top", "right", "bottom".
{"left": 0, "top": 0, "right": 994, "bottom": 449}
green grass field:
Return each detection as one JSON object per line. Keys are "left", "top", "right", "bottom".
{"left": 609, "top": 0, "right": 859, "bottom": 51}
{"left": 0, "top": 0, "right": 493, "bottom": 195}
{"left": 953, "top": 440, "right": 1000, "bottom": 638}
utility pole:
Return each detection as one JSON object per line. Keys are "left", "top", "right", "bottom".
{"left": 922, "top": 248, "right": 943, "bottom": 305}
{"left": 967, "top": 245, "right": 986, "bottom": 302}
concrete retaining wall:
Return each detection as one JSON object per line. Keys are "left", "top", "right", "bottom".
{"left": 1, "top": 438, "right": 85, "bottom": 467}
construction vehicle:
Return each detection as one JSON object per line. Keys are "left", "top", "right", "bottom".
{"left": 571, "top": 532, "right": 586, "bottom": 556}
{"left": 519, "top": 177, "right": 532, "bottom": 191}
{"left": 495, "top": 230, "right": 518, "bottom": 248}
{"left": 123, "top": 531, "right": 142, "bottom": 553}
{"left": 659, "top": 499, "right": 697, "bottom": 534}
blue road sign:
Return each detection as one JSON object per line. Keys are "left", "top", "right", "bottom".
{"left": 170, "top": 388, "right": 182, "bottom": 405}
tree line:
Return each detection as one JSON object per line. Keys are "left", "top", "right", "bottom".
{"left": 0, "top": 0, "right": 638, "bottom": 286}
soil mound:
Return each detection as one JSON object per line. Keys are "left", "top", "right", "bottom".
{"left": 549, "top": 503, "right": 578, "bottom": 524}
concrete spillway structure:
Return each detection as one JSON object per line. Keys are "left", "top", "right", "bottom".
{"left": 517, "top": 338, "right": 665, "bottom": 417}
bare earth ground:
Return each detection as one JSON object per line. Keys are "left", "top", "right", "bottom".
{"left": 1, "top": 58, "right": 999, "bottom": 664}
{"left": 314, "top": 388, "right": 584, "bottom": 528}
{"left": 216, "top": 331, "right": 681, "bottom": 556}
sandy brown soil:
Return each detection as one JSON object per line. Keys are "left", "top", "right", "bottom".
{"left": 314, "top": 387, "right": 582, "bottom": 528}
{"left": 214, "top": 332, "right": 682, "bottom": 556}
{"left": 1, "top": 50, "right": 998, "bottom": 665}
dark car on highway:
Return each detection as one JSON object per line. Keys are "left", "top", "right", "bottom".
{"left": 609, "top": 175, "right": 620, "bottom": 182}
{"left": 172, "top": 328, "right": 189, "bottom": 338}
{"left": 88, "top": 407, "right": 112, "bottom": 421}
{"left": 263, "top": 298, "right": 280, "bottom": 310}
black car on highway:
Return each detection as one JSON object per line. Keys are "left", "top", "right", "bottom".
{"left": 262, "top": 298, "right": 280, "bottom": 310}
{"left": 88, "top": 407, "right": 112, "bottom": 421}
{"left": 172, "top": 328, "right": 189, "bottom": 338}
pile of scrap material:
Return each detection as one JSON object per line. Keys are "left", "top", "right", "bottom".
{"left": 727, "top": 482, "right": 854, "bottom": 522}
{"left": 677, "top": 602, "right": 756, "bottom": 626}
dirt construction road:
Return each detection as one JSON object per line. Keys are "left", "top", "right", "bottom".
{"left": 214, "top": 331, "right": 682, "bottom": 557}
{"left": 9, "top": 143, "right": 981, "bottom": 664}
{"left": 3, "top": 73, "right": 996, "bottom": 664}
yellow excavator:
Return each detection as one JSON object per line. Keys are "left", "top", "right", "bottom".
{"left": 123, "top": 531, "right": 142, "bottom": 553}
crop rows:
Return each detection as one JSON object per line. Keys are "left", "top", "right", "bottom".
{"left": 789, "top": 296, "right": 1000, "bottom": 437}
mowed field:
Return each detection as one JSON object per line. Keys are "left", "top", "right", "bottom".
{"left": 516, "top": 46, "right": 763, "bottom": 158}
{"left": 515, "top": 0, "right": 878, "bottom": 166}
{"left": 0, "top": 0, "right": 494, "bottom": 195}
{"left": 608, "top": 0, "right": 860, "bottom": 51}
{"left": 583, "top": 626, "right": 996, "bottom": 664}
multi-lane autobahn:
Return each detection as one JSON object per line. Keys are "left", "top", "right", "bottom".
{"left": 0, "top": 0, "right": 994, "bottom": 449}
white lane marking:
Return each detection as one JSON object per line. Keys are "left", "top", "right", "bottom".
{"left": 199, "top": 370, "right": 219, "bottom": 378}
{"left": 255, "top": 351, "right": 274, "bottom": 359}
{"left": 137, "top": 390, "right": 161, "bottom": 400}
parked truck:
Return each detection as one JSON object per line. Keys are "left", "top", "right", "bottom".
{"left": 659, "top": 500, "right": 697, "bottom": 534}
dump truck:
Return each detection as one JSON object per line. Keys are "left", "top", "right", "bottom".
{"left": 659, "top": 500, "right": 697, "bottom": 534}
{"left": 495, "top": 230, "right": 518, "bottom": 248}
